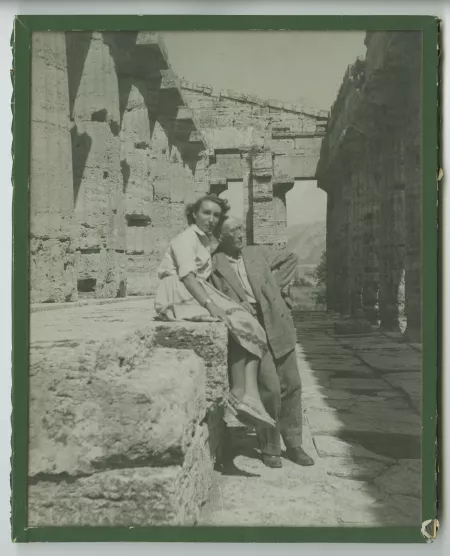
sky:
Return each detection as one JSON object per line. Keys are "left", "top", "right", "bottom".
{"left": 161, "top": 31, "right": 367, "bottom": 226}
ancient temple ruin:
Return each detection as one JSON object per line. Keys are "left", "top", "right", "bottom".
{"left": 27, "top": 29, "right": 425, "bottom": 528}
{"left": 316, "top": 31, "right": 422, "bottom": 342}
{"left": 30, "top": 31, "right": 327, "bottom": 303}
{"left": 30, "top": 30, "right": 423, "bottom": 342}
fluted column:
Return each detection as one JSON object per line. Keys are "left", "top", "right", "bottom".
{"left": 403, "top": 35, "right": 422, "bottom": 342}
{"left": 30, "top": 32, "right": 77, "bottom": 303}
{"left": 378, "top": 130, "right": 406, "bottom": 331}
{"left": 325, "top": 187, "right": 338, "bottom": 312}
{"left": 362, "top": 139, "right": 381, "bottom": 323}
{"left": 69, "top": 31, "right": 124, "bottom": 298}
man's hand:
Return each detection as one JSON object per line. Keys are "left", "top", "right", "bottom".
{"left": 241, "top": 301, "right": 257, "bottom": 316}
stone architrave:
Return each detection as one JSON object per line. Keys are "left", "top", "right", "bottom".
{"left": 30, "top": 32, "right": 77, "bottom": 303}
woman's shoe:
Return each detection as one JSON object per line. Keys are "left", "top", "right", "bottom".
{"left": 236, "top": 396, "right": 276, "bottom": 429}
{"left": 228, "top": 392, "right": 242, "bottom": 413}
{"left": 223, "top": 403, "right": 248, "bottom": 428}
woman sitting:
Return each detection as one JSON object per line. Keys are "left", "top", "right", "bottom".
{"left": 155, "top": 194, "right": 275, "bottom": 429}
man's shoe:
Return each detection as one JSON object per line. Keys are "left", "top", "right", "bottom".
{"left": 285, "top": 447, "right": 315, "bottom": 466}
{"left": 262, "top": 454, "right": 282, "bottom": 468}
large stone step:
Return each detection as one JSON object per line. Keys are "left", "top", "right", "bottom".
{"left": 29, "top": 315, "right": 228, "bottom": 526}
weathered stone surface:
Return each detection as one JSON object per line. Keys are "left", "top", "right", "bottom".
{"left": 28, "top": 301, "right": 229, "bottom": 526}
{"left": 307, "top": 408, "right": 421, "bottom": 436}
{"left": 384, "top": 373, "right": 421, "bottom": 411}
{"left": 334, "top": 320, "right": 373, "bottom": 335}
{"left": 374, "top": 459, "right": 421, "bottom": 498}
{"left": 29, "top": 347, "right": 207, "bottom": 477}
{"left": 29, "top": 422, "right": 212, "bottom": 526}
{"left": 30, "top": 32, "right": 78, "bottom": 303}
{"left": 329, "top": 378, "right": 391, "bottom": 391}
{"left": 357, "top": 351, "right": 421, "bottom": 373}
{"left": 152, "top": 322, "right": 229, "bottom": 405}
{"left": 337, "top": 494, "right": 421, "bottom": 526}
{"left": 314, "top": 436, "right": 396, "bottom": 464}
{"left": 324, "top": 456, "right": 389, "bottom": 480}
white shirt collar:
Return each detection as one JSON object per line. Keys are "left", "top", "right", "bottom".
{"left": 190, "top": 223, "right": 207, "bottom": 237}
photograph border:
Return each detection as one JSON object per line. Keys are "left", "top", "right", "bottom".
{"left": 11, "top": 14, "right": 439, "bottom": 543}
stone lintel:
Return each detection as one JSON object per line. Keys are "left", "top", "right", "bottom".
{"left": 219, "top": 89, "right": 248, "bottom": 103}
{"left": 271, "top": 130, "right": 325, "bottom": 140}
{"left": 274, "top": 154, "right": 319, "bottom": 180}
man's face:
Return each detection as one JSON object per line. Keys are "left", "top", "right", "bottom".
{"left": 221, "top": 221, "right": 245, "bottom": 250}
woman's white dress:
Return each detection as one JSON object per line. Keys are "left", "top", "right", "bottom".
{"left": 154, "top": 224, "right": 267, "bottom": 359}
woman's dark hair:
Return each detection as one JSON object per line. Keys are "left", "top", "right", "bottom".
{"left": 185, "top": 194, "right": 230, "bottom": 228}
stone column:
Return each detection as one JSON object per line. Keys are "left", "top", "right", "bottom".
{"left": 119, "top": 81, "right": 155, "bottom": 296}
{"left": 336, "top": 175, "right": 351, "bottom": 316}
{"left": 403, "top": 47, "right": 422, "bottom": 343}
{"left": 30, "top": 32, "right": 77, "bottom": 303}
{"left": 69, "top": 31, "right": 124, "bottom": 298}
{"left": 362, "top": 139, "right": 381, "bottom": 324}
{"left": 251, "top": 152, "right": 276, "bottom": 247}
{"left": 348, "top": 157, "right": 365, "bottom": 319}
{"left": 325, "top": 187, "right": 338, "bottom": 312}
{"left": 273, "top": 182, "right": 294, "bottom": 248}
{"left": 378, "top": 130, "right": 406, "bottom": 332}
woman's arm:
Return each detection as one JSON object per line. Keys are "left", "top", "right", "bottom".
{"left": 181, "top": 273, "right": 232, "bottom": 327}
{"left": 181, "top": 273, "right": 211, "bottom": 306}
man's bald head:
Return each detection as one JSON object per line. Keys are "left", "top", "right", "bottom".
{"left": 221, "top": 216, "right": 243, "bottom": 235}
{"left": 219, "top": 216, "right": 245, "bottom": 253}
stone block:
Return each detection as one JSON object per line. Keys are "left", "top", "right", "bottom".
{"left": 30, "top": 238, "right": 78, "bottom": 303}
{"left": 29, "top": 423, "right": 212, "bottom": 526}
{"left": 152, "top": 322, "right": 228, "bottom": 407}
{"left": 29, "top": 347, "right": 207, "bottom": 478}
{"left": 252, "top": 152, "right": 273, "bottom": 177}
{"left": 274, "top": 154, "right": 319, "bottom": 180}
{"left": 76, "top": 249, "right": 127, "bottom": 298}
{"left": 126, "top": 225, "right": 153, "bottom": 255}
{"left": 126, "top": 254, "right": 155, "bottom": 295}
{"left": 28, "top": 310, "right": 228, "bottom": 526}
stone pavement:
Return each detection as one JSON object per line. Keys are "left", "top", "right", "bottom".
{"left": 200, "top": 311, "right": 422, "bottom": 527}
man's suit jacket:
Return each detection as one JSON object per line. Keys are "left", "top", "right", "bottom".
{"left": 210, "top": 246, "right": 298, "bottom": 360}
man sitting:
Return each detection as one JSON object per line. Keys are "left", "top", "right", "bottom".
{"left": 210, "top": 216, "right": 314, "bottom": 468}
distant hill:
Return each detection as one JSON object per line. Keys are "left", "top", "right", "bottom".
{"left": 286, "top": 221, "right": 326, "bottom": 265}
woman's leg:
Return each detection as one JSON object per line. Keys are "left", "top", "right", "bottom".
{"left": 228, "top": 337, "right": 246, "bottom": 400}
{"left": 243, "top": 356, "right": 262, "bottom": 400}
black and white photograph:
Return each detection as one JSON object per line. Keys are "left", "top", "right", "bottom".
{"left": 28, "top": 29, "right": 423, "bottom": 528}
